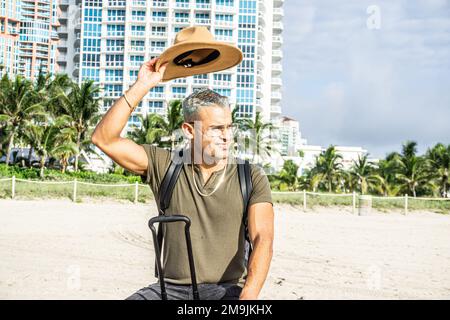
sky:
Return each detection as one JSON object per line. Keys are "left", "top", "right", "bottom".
{"left": 281, "top": 0, "right": 450, "bottom": 159}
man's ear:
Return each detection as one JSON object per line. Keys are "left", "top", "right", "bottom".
{"left": 181, "top": 122, "right": 194, "bottom": 140}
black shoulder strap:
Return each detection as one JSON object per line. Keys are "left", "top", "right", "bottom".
{"left": 154, "top": 149, "right": 184, "bottom": 277}
{"left": 237, "top": 159, "right": 253, "bottom": 265}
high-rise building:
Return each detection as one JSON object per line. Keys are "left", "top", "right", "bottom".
{"left": 73, "top": 0, "right": 284, "bottom": 132}
{"left": 16, "top": 0, "right": 60, "bottom": 79}
{"left": 0, "top": 0, "right": 21, "bottom": 76}
{"left": 57, "top": 0, "right": 81, "bottom": 76}
{"left": 1, "top": 1, "right": 60, "bottom": 80}
{"left": 276, "top": 116, "right": 306, "bottom": 157}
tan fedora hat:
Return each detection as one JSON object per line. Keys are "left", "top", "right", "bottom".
{"left": 155, "top": 26, "right": 243, "bottom": 82}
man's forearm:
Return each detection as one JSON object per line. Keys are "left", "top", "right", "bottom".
{"left": 241, "top": 238, "right": 273, "bottom": 299}
{"left": 92, "top": 80, "right": 150, "bottom": 144}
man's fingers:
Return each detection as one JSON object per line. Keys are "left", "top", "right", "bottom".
{"left": 157, "top": 62, "right": 168, "bottom": 75}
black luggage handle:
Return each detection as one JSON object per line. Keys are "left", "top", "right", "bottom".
{"left": 148, "top": 215, "right": 199, "bottom": 300}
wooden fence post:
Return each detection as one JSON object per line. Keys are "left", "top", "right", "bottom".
{"left": 303, "top": 190, "right": 307, "bottom": 211}
{"left": 404, "top": 194, "right": 408, "bottom": 215}
{"left": 73, "top": 179, "right": 77, "bottom": 202}
{"left": 352, "top": 191, "right": 356, "bottom": 214}
{"left": 134, "top": 181, "right": 138, "bottom": 204}
{"left": 12, "top": 175, "right": 15, "bottom": 199}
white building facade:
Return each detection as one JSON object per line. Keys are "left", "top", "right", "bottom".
{"left": 68, "top": 0, "right": 284, "bottom": 134}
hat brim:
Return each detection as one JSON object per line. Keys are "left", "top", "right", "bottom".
{"left": 155, "top": 42, "right": 243, "bottom": 82}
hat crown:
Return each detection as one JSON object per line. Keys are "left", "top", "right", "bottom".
{"left": 174, "top": 26, "right": 215, "bottom": 45}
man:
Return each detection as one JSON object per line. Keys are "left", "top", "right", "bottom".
{"left": 91, "top": 57, "right": 274, "bottom": 300}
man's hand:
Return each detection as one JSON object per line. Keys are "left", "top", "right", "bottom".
{"left": 135, "top": 57, "right": 168, "bottom": 91}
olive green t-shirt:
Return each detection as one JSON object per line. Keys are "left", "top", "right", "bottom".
{"left": 140, "top": 144, "right": 273, "bottom": 288}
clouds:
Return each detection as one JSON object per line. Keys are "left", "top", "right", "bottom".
{"left": 282, "top": 0, "right": 450, "bottom": 158}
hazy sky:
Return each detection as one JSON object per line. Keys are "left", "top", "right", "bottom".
{"left": 281, "top": 0, "right": 450, "bottom": 159}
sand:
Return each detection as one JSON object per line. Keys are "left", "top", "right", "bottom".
{"left": 1, "top": 198, "right": 449, "bottom": 300}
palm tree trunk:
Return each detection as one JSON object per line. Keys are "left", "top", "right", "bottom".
{"left": 28, "top": 146, "right": 33, "bottom": 167}
{"left": 39, "top": 157, "right": 45, "bottom": 178}
{"left": 61, "top": 156, "right": 67, "bottom": 174}
{"left": 443, "top": 169, "right": 448, "bottom": 198}
{"left": 5, "top": 130, "right": 15, "bottom": 166}
{"left": 75, "top": 131, "right": 81, "bottom": 172}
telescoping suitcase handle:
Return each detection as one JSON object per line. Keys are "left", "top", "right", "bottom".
{"left": 148, "top": 215, "right": 199, "bottom": 300}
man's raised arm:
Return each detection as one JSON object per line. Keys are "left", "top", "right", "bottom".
{"left": 91, "top": 58, "right": 168, "bottom": 176}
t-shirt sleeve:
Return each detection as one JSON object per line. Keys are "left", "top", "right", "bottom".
{"left": 139, "top": 144, "right": 172, "bottom": 196}
{"left": 248, "top": 164, "right": 273, "bottom": 207}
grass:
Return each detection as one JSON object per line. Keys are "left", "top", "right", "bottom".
{"left": 271, "top": 192, "right": 450, "bottom": 214}
{"left": 0, "top": 179, "right": 154, "bottom": 203}
{"left": 1, "top": 179, "right": 449, "bottom": 213}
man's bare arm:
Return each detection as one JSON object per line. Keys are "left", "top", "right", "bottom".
{"left": 91, "top": 58, "right": 168, "bottom": 176}
{"left": 240, "top": 202, "right": 274, "bottom": 300}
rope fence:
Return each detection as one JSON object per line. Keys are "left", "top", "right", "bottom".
{"left": 1, "top": 176, "right": 449, "bottom": 213}
{"left": 0, "top": 176, "right": 151, "bottom": 204}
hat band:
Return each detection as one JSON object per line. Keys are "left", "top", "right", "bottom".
{"left": 173, "top": 49, "right": 221, "bottom": 68}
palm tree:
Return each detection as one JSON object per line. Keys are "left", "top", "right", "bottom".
{"left": 165, "top": 99, "right": 184, "bottom": 150}
{"left": 128, "top": 100, "right": 184, "bottom": 150}
{"left": 279, "top": 160, "right": 300, "bottom": 191}
{"left": 375, "top": 155, "right": 402, "bottom": 196}
{"left": 394, "top": 141, "right": 433, "bottom": 197}
{"left": 238, "top": 111, "right": 276, "bottom": 164}
{"left": 56, "top": 80, "right": 101, "bottom": 171}
{"left": 311, "top": 145, "right": 343, "bottom": 192}
{"left": 51, "top": 117, "right": 79, "bottom": 173}
{"left": 426, "top": 143, "right": 450, "bottom": 197}
{"left": 128, "top": 113, "right": 168, "bottom": 146}
{"left": 0, "top": 75, "right": 46, "bottom": 165}
{"left": 349, "top": 154, "right": 383, "bottom": 194}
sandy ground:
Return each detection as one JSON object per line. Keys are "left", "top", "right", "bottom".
{"left": 1, "top": 198, "right": 450, "bottom": 300}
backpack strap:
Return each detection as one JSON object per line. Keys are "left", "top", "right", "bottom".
{"left": 237, "top": 159, "right": 253, "bottom": 266}
{"left": 154, "top": 149, "right": 184, "bottom": 277}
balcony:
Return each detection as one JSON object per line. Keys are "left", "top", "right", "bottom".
{"left": 106, "top": 31, "right": 125, "bottom": 37}
{"left": 104, "top": 91, "right": 123, "bottom": 98}
{"left": 271, "top": 91, "right": 282, "bottom": 100}
{"left": 215, "top": 20, "right": 233, "bottom": 27}
{"left": 174, "top": 2, "right": 190, "bottom": 9}
{"left": 196, "top": 3, "right": 211, "bottom": 10}
{"left": 195, "top": 18, "right": 211, "bottom": 25}
{"left": 152, "top": 1, "right": 168, "bottom": 8}
{"left": 215, "top": 5, "right": 235, "bottom": 13}
{"left": 215, "top": 35, "right": 232, "bottom": 42}
{"left": 173, "top": 17, "right": 190, "bottom": 24}
{"left": 171, "top": 93, "right": 186, "bottom": 99}
{"left": 272, "top": 49, "right": 283, "bottom": 59}
{"left": 106, "top": 46, "right": 125, "bottom": 52}
{"left": 130, "top": 31, "right": 146, "bottom": 37}
{"left": 212, "top": 80, "right": 231, "bottom": 87}
{"left": 271, "top": 106, "right": 281, "bottom": 114}
{"left": 107, "top": 16, "right": 126, "bottom": 23}
{"left": 273, "top": 7, "right": 284, "bottom": 20}
{"left": 271, "top": 78, "right": 282, "bottom": 86}
{"left": 193, "top": 78, "right": 208, "bottom": 85}
{"left": 131, "top": 0, "right": 146, "bottom": 7}
{"left": 130, "top": 46, "right": 145, "bottom": 52}
{"left": 272, "top": 63, "right": 282, "bottom": 73}
{"left": 149, "top": 92, "right": 165, "bottom": 99}
{"left": 151, "top": 31, "right": 167, "bottom": 37}
{"left": 273, "top": 35, "right": 283, "bottom": 43}
{"left": 273, "top": 22, "right": 283, "bottom": 31}
{"left": 150, "top": 47, "right": 165, "bottom": 54}
{"left": 173, "top": 78, "right": 187, "bottom": 84}
{"left": 105, "top": 61, "right": 124, "bottom": 67}
{"left": 151, "top": 16, "right": 168, "bottom": 23}
{"left": 130, "top": 16, "right": 146, "bottom": 24}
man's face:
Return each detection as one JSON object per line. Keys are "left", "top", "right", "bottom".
{"left": 187, "top": 105, "right": 234, "bottom": 163}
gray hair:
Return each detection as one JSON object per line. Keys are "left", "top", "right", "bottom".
{"left": 181, "top": 88, "right": 230, "bottom": 122}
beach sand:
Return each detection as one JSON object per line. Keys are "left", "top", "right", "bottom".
{"left": 1, "top": 198, "right": 449, "bottom": 300}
